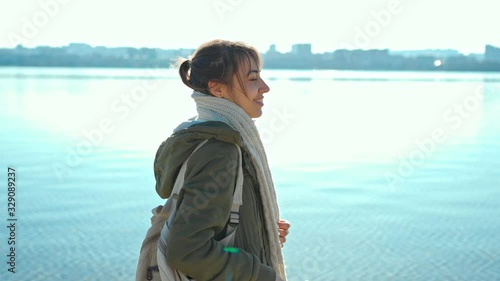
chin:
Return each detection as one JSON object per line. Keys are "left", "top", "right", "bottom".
{"left": 250, "top": 111, "right": 263, "bottom": 118}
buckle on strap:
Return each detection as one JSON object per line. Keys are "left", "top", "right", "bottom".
{"left": 228, "top": 211, "right": 240, "bottom": 226}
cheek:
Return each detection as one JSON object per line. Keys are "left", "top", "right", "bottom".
{"left": 234, "top": 91, "right": 249, "bottom": 103}
{"left": 244, "top": 84, "right": 259, "bottom": 99}
{"left": 233, "top": 91, "right": 251, "bottom": 107}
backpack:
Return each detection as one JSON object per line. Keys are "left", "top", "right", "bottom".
{"left": 136, "top": 139, "right": 244, "bottom": 281}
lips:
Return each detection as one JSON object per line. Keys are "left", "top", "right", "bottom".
{"left": 254, "top": 97, "right": 264, "bottom": 106}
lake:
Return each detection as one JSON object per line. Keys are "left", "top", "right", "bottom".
{"left": 1, "top": 67, "right": 499, "bottom": 281}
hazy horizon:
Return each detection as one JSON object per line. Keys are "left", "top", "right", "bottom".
{"left": 1, "top": 0, "right": 499, "bottom": 55}
{"left": 3, "top": 41, "right": 495, "bottom": 56}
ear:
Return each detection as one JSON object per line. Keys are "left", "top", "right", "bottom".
{"left": 208, "top": 81, "right": 225, "bottom": 98}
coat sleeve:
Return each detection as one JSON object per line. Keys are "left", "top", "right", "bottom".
{"left": 164, "top": 139, "right": 276, "bottom": 281}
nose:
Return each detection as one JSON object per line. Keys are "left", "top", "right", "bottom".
{"left": 260, "top": 78, "right": 270, "bottom": 93}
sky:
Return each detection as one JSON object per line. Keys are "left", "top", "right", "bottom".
{"left": 0, "top": 0, "right": 499, "bottom": 54}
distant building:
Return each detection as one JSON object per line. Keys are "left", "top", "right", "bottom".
{"left": 66, "top": 43, "right": 93, "bottom": 56}
{"left": 485, "top": 45, "right": 500, "bottom": 62}
{"left": 291, "top": 44, "right": 312, "bottom": 57}
{"left": 266, "top": 44, "right": 278, "bottom": 54}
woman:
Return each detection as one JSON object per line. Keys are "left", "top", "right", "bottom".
{"left": 154, "top": 39, "right": 289, "bottom": 281}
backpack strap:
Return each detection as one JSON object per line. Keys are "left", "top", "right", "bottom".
{"left": 227, "top": 143, "right": 243, "bottom": 233}
{"left": 170, "top": 139, "right": 209, "bottom": 199}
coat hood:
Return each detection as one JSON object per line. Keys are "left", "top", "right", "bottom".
{"left": 153, "top": 121, "right": 243, "bottom": 199}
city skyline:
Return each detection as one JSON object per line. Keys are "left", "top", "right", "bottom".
{"left": 3, "top": 42, "right": 500, "bottom": 71}
{"left": 1, "top": 0, "right": 499, "bottom": 54}
{"left": 3, "top": 41, "right": 498, "bottom": 56}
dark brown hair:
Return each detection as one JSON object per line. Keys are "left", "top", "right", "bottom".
{"left": 178, "top": 39, "right": 262, "bottom": 95}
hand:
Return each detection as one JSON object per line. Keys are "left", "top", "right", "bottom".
{"left": 278, "top": 219, "right": 290, "bottom": 247}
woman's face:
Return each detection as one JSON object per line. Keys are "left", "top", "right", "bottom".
{"left": 226, "top": 58, "right": 270, "bottom": 118}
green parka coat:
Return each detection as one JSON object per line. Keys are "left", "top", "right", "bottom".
{"left": 154, "top": 121, "right": 277, "bottom": 281}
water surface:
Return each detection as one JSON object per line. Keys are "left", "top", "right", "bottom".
{"left": 1, "top": 67, "right": 499, "bottom": 281}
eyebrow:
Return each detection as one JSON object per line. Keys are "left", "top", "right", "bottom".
{"left": 247, "top": 69, "right": 260, "bottom": 75}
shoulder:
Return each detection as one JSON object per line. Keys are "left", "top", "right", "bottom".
{"left": 174, "top": 121, "right": 243, "bottom": 147}
{"left": 155, "top": 121, "right": 244, "bottom": 198}
{"left": 189, "top": 138, "right": 239, "bottom": 170}
{"left": 182, "top": 138, "right": 240, "bottom": 199}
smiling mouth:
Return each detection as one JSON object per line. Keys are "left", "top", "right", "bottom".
{"left": 255, "top": 99, "right": 264, "bottom": 106}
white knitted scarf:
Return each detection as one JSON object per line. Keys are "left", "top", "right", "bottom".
{"left": 190, "top": 90, "right": 286, "bottom": 279}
